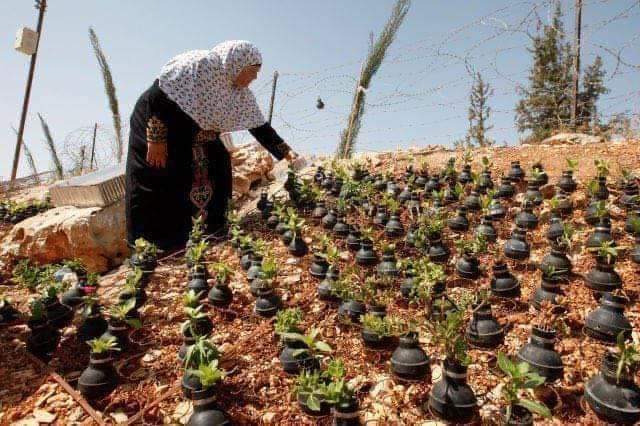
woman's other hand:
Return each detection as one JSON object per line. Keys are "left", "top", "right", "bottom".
{"left": 146, "top": 143, "right": 167, "bottom": 168}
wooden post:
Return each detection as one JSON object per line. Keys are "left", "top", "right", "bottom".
{"left": 570, "top": 0, "right": 583, "bottom": 130}
{"left": 267, "top": 71, "right": 279, "bottom": 124}
{"left": 10, "top": 0, "right": 47, "bottom": 183}
{"left": 89, "top": 123, "right": 98, "bottom": 169}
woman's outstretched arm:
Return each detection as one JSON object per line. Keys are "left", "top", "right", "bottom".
{"left": 249, "top": 123, "right": 295, "bottom": 161}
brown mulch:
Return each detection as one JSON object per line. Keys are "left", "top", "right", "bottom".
{"left": 1, "top": 142, "right": 639, "bottom": 425}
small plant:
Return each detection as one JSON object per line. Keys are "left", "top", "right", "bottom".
{"left": 183, "top": 290, "right": 203, "bottom": 308}
{"left": 80, "top": 295, "right": 101, "bottom": 317}
{"left": 87, "top": 336, "right": 120, "bottom": 354}
{"left": 361, "top": 313, "right": 399, "bottom": 337}
{"left": 281, "top": 328, "right": 332, "bottom": 360}
{"left": 565, "top": 158, "right": 578, "bottom": 172}
{"left": 455, "top": 234, "right": 488, "bottom": 256}
{"left": 29, "top": 299, "right": 46, "bottom": 322}
{"left": 186, "top": 240, "right": 209, "bottom": 265}
{"left": 182, "top": 305, "right": 208, "bottom": 336}
{"left": 286, "top": 209, "right": 306, "bottom": 239}
{"left": 189, "top": 215, "right": 206, "bottom": 243}
{"left": 210, "top": 262, "right": 233, "bottom": 284}
{"left": 497, "top": 352, "right": 551, "bottom": 422}
{"left": 481, "top": 156, "right": 493, "bottom": 170}
{"left": 109, "top": 298, "right": 141, "bottom": 328}
{"left": 426, "top": 310, "right": 470, "bottom": 365}
{"left": 123, "top": 267, "right": 144, "bottom": 291}
{"left": 134, "top": 238, "right": 158, "bottom": 259}
{"left": 588, "top": 240, "right": 619, "bottom": 264}
{"left": 259, "top": 254, "right": 278, "bottom": 281}
{"left": 187, "top": 359, "right": 225, "bottom": 388}
{"left": 184, "top": 335, "right": 220, "bottom": 369}
{"left": 275, "top": 308, "right": 304, "bottom": 335}
{"left": 63, "top": 258, "right": 87, "bottom": 275}
{"left": 595, "top": 159, "right": 610, "bottom": 178}
{"left": 615, "top": 332, "right": 640, "bottom": 383}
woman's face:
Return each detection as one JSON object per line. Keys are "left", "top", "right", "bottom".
{"left": 234, "top": 64, "right": 261, "bottom": 88}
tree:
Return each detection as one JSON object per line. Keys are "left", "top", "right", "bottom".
{"left": 336, "top": 0, "right": 411, "bottom": 159}
{"left": 37, "top": 113, "right": 64, "bottom": 180}
{"left": 577, "top": 56, "right": 608, "bottom": 130}
{"left": 89, "top": 27, "right": 123, "bottom": 163}
{"left": 467, "top": 72, "right": 493, "bottom": 147}
{"left": 515, "top": 3, "right": 573, "bottom": 141}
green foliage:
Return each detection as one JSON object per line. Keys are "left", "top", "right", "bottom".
{"left": 29, "top": 299, "right": 46, "bottom": 322}
{"left": 336, "top": 0, "right": 411, "bottom": 158}
{"left": 595, "top": 159, "right": 610, "bottom": 178}
{"left": 184, "top": 335, "right": 220, "bottom": 369}
{"left": 134, "top": 238, "right": 158, "bottom": 259}
{"left": 182, "top": 290, "right": 203, "bottom": 309}
{"left": 185, "top": 240, "right": 209, "bottom": 265}
{"left": 293, "top": 359, "right": 353, "bottom": 411}
{"left": 615, "top": 332, "right": 640, "bottom": 383}
{"left": 455, "top": 234, "right": 488, "bottom": 256}
{"left": 259, "top": 254, "right": 278, "bottom": 281}
{"left": 189, "top": 215, "right": 205, "bottom": 243}
{"left": 275, "top": 308, "right": 304, "bottom": 335}
{"left": 426, "top": 310, "right": 470, "bottom": 365}
{"left": 361, "top": 313, "right": 400, "bottom": 337}
{"left": 109, "top": 298, "right": 141, "bottom": 329}
{"left": 565, "top": 158, "right": 578, "bottom": 172}
{"left": 188, "top": 359, "right": 225, "bottom": 388}
{"left": 497, "top": 352, "right": 551, "bottom": 421}
{"left": 87, "top": 336, "right": 120, "bottom": 354}
{"left": 89, "top": 27, "right": 123, "bottom": 163}
{"left": 281, "top": 328, "right": 332, "bottom": 359}
{"left": 588, "top": 240, "right": 619, "bottom": 264}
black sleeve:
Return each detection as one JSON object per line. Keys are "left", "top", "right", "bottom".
{"left": 249, "top": 123, "right": 291, "bottom": 161}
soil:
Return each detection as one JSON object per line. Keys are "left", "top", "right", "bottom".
{"left": 1, "top": 141, "right": 639, "bottom": 425}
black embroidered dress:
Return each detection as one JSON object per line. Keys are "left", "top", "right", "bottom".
{"left": 125, "top": 80, "right": 289, "bottom": 249}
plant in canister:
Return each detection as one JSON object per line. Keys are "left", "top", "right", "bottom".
{"left": 355, "top": 227, "right": 378, "bottom": 266}
{"left": 103, "top": 298, "right": 141, "bottom": 350}
{"left": 515, "top": 199, "right": 539, "bottom": 230}
{"left": 517, "top": 311, "right": 564, "bottom": 383}
{"left": 293, "top": 365, "right": 333, "bottom": 416}
{"left": 40, "top": 280, "right": 73, "bottom": 329}
{"left": 455, "top": 235, "right": 488, "bottom": 280}
{"left": 286, "top": 210, "right": 308, "bottom": 257}
{"left": 504, "top": 226, "right": 531, "bottom": 261}
{"left": 465, "top": 292, "right": 504, "bottom": 349}
{"left": 185, "top": 240, "right": 210, "bottom": 295}
{"left": 250, "top": 254, "right": 277, "bottom": 296}
{"left": 627, "top": 215, "right": 640, "bottom": 264}
{"left": 427, "top": 310, "right": 478, "bottom": 423}
{"left": 497, "top": 352, "right": 551, "bottom": 425}
{"left": 524, "top": 168, "right": 544, "bottom": 206}
{"left": 585, "top": 291, "right": 632, "bottom": 344}
{"left": 119, "top": 267, "right": 147, "bottom": 309}
{"left": 586, "top": 240, "right": 623, "bottom": 296}
{"left": 182, "top": 335, "right": 220, "bottom": 396}
{"left": 531, "top": 266, "right": 566, "bottom": 310}
{"left": 491, "top": 253, "right": 521, "bottom": 298}
{"left": 184, "top": 360, "right": 229, "bottom": 425}
{"left": 377, "top": 243, "right": 399, "bottom": 277}
{"left": 275, "top": 308, "right": 311, "bottom": 374}
{"left": 336, "top": 274, "right": 367, "bottom": 324}
{"left": 424, "top": 216, "right": 450, "bottom": 263}
{"left": 361, "top": 313, "right": 399, "bottom": 349}
{"left": 78, "top": 336, "right": 119, "bottom": 399}
{"left": 476, "top": 192, "right": 498, "bottom": 242}
{"left": 447, "top": 205, "right": 470, "bottom": 232}
{"left": 477, "top": 156, "right": 494, "bottom": 193}
{"left": 59, "top": 260, "right": 92, "bottom": 307}
{"left": 391, "top": 323, "right": 430, "bottom": 381}
{"left": 130, "top": 237, "right": 159, "bottom": 272}
{"left": 26, "top": 299, "right": 60, "bottom": 360}
{"left": 253, "top": 272, "right": 282, "bottom": 318}
{"left": 585, "top": 333, "right": 640, "bottom": 424}
{"left": 179, "top": 304, "right": 213, "bottom": 360}
{"left": 318, "top": 244, "right": 341, "bottom": 301}
{"left": 207, "top": 262, "right": 233, "bottom": 307}
{"left": 0, "top": 294, "right": 18, "bottom": 324}
{"left": 77, "top": 295, "right": 108, "bottom": 342}
{"left": 280, "top": 328, "right": 332, "bottom": 375}
{"left": 384, "top": 198, "right": 404, "bottom": 237}
{"left": 187, "top": 215, "right": 206, "bottom": 247}
{"left": 540, "top": 225, "right": 573, "bottom": 279}
{"left": 246, "top": 239, "right": 266, "bottom": 281}
{"left": 557, "top": 158, "right": 578, "bottom": 193}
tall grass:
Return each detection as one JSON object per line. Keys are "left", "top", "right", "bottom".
{"left": 336, "top": 0, "right": 411, "bottom": 159}
{"left": 89, "top": 27, "right": 123, "bottom": 163}
{"left": 11, "top": 126, "right": 39, "bottom": 182}
{"left": 37, "top": 113, "right": 64, "bottom": 179}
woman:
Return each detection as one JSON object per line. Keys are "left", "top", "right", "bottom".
{"left": 125, "top": 40, "right": 297, "bottom": 250}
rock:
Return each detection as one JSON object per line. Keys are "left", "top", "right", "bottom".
{"left": 231, "top": 143, "right": 275, "bottom": 198}
{"left": 261, "top": 412, "right": 279, "bottom": 424}
{"left": 33, "top": 409, "right": 56, "bottom": 424}
{"left": 110, "top": 410, "right": 129, "bottom": 424}
{"left": 541, "top": 132, "right": 604, "bottom": 146}
{"left": 1, "top": 200, "right": 128, "bottom": 273}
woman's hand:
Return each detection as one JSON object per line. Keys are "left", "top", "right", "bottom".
{"left": 284, "top": 150, "right": 299, "bottom": 163}
{"left": 146, "top": 143, "right": 167, "bottom": 168}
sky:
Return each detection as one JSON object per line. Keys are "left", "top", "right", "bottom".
{"left": 1, "top": 0, "right": 638, "bottom": 180}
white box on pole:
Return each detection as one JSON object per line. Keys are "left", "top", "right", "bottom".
{"left": 14, "top": 27, "right": 39, "bottom": 55}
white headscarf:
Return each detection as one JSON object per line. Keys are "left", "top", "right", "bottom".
{"left": 158, "top": 40, "right": 266, "bottom": 132}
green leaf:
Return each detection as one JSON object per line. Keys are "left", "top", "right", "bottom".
{"left": 306, "top": 394, "right": 321, "bottom": 412}
{"left": 126, "top": 318, "right": 142, "bottom": 329}
{"left": 497, "top": 352, "right": 511, "bottom": 375}
{"left": 314, "top": 341, "right": 333, "bottom": 353}
{"left": 292, "top": 348, "right": 309, "bottom": 358}
{"left": 517, "top": 399, "right": 551, "bottom": 419}
{"left": 523, "top": 373, "right": 545, "bottom": 388}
